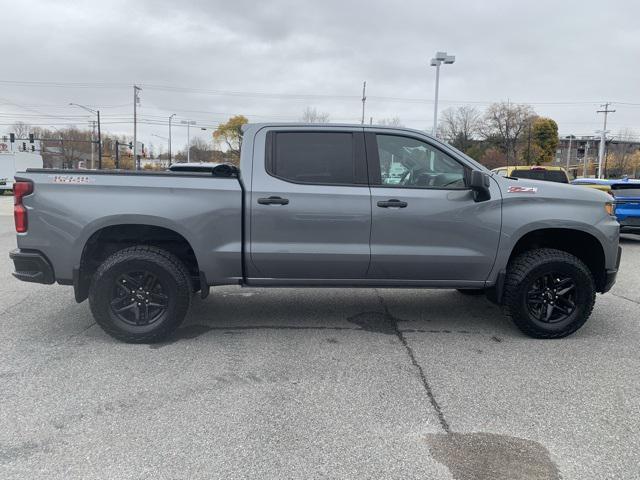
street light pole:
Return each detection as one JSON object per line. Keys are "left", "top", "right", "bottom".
{"left": 430, "top": 51, "right": 455, "bottom": 136}
{"left": 69, "top": 102, "right": 102, "bottom": 168}
{"left": 169, "top": 114, "right": 176, "bottom": 166}
{"left": 181, "top": 120, "right": 196, "bottom": 162}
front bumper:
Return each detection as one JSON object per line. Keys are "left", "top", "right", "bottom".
{"left": 601, "top": 245, "right": 622, "bottom": 293}
{"left": 9, "top": 249, "right": 55, "bottom": 284}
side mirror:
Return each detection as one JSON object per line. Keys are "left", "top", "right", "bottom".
{"left": 469, "top": 170, "right": 491, "bottom": 202}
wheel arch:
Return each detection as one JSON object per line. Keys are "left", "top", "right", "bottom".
{"left": 74, "top": 219, "right": 201, "bottom": 302}
{"left": 507, "top": 227, "right": 606, "bottom": 291}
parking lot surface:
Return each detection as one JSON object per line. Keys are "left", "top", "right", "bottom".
{"left": 1, "top": 194, "right": 639, "bottom": 479}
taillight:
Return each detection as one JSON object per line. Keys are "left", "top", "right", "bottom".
{"left": 14, "top": 181, "right": 33, "bottom": 233}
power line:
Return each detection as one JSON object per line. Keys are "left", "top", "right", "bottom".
{"left": 1, "top": 79, "right": 639, "bottom": 106}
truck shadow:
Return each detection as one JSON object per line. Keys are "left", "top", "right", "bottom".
{"left": 150, "top": 288, "right": 517, "bottom": 348}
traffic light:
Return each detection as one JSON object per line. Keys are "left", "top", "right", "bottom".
{"left": 31, "top": 145, "right": 35, "bottom": 152}
{"left": 29, "top": 133, "right": 34, "bottom": 143}
{"left": 22, "top": 142, "right": 26, "bottom": 151}
{"left": 10, "top": 133, "right": 15, "bottom": 143}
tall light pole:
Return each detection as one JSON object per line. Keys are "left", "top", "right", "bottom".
{"left": 69, "top": 103, "right": 102, "bottom": 168}
{"left": 168, "top": 113, "right": 176, "bottom": 166}
{"left": 181, "top": 120, "right": 196, "bottom": 162}
{"left": 430, "top": 51, "right": 455, "bottom": 136}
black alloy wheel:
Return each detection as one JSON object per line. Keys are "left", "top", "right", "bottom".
{"left": 525, "top": 273, "right": 577, "bottom": 324}
{"left": 110, "top": 270, "right": 170, "bottom": 326}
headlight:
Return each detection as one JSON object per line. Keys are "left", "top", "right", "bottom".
{"left": 605, "top": 202, "right": 615, "bottom": 216}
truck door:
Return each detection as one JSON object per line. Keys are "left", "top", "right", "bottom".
{"left": 249, "top": 127, "right": 371, "bottom": 280}
{"left": 365, "top": 131, "right": 501, "bottom": 284}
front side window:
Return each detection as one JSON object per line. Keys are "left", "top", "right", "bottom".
{"left": 375, "top": 134, "right": 466, "bottom": 188}
{"left": 268, "top": 132, "right": 358, "bottom": 185}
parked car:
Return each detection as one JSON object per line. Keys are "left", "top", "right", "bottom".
{"left": 0, "top": 151, "right": 43, "bottom": 193}
{"left": 572, "top": 178, "right": 640, "bottom": 233}
{"left": 571, "top": 178, "right": 614, "bottom": 193}
{"left": 10, "top": 124, "right": 620, "bottom": 342}
{"left": 492, "top": 165, "right": 570, "bottom": 183}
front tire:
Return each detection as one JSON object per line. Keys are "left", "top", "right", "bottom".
{"left": 89, "top": 246, "right": 192, "bottom": 343}
{"left": 503, "top": 248, "right": 595, "bottom": 339}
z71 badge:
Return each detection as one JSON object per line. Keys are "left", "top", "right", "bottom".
{"left": 507, "top": 186, "right": 537, "bottom": 193}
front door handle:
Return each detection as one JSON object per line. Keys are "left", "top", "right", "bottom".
{"left": 258, "top": 196, "right": 289, "bottom": 205}
{"left": 377, "top": 199, "right": 408, "bottom": 208}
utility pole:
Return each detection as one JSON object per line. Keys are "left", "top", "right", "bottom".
{"left": 168, "top": 114, "right": 176, "bottom": 166}
{"left": 96, "top": 110, "right": 102, "bottom": 169}
{"left": 133, "top": 85, "right": 142, "bottom": 170}
{"left": 361, "top": 81, "right": 366, "bottom": 125}
{"left": 90, "top": 120, "right": 96, "bottom": 169}
{"left": 526, "top": 122, "right": 532, "bottom": 165}
{"left": 566, "top": 135, "right": 572, "bottom": 173}
{"left": 583, "top": 141, "right": 590, "bottom": 177}
{"left": 597, "top": 103, "right": 615, "bottom": 179}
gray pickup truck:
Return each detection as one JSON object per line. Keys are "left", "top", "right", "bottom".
{"left": 10, "top": 124, "right": 621, "bottom": 342}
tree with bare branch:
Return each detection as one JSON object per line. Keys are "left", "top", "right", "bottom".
{"left": 481, "top": 102, "right": 535, "bottom": 163}
{"left": 376, "top": 117, "right": 404, "bottom": 127}
{"left": 300, "top": 107, "right": 330, "bottom": 123}
{"left": 439, "top": 106, "right": 481, "bottom": 152}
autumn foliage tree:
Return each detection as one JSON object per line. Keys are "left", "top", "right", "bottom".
{"left": 531, "top": 117, "right": 558, "bottom": 164}
{"left": 212, "top": 115, "right": 248, "bottom": 165}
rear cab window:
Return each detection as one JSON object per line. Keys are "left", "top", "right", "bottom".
{"left": 611, "top": 185, "right": 640, "bottom": 198}
{"left": 511, "top": 169, "right": 569, "bottom": 183}
{"left": 266, "top": 131, "right": 367, "bottom": 185}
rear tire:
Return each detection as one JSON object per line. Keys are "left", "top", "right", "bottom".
{"left": 89, "top": 246, "right": 192, "bottom": 343}
{"left": 503, "top": 248, "right": 595, "bottom": 339}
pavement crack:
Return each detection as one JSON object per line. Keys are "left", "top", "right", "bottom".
{"left": 375, "top": 290, "right": 451, "bottom": 434}
{"left": 611, "top": 293, "right": 640, "bottom": 305}
{"left": 54, "top": 322, "right": 96, "bottom": 346}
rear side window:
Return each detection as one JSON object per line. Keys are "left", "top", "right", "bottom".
{"left": 267, "top": 132, "right": 364, "bottom": 185}
{"left": 511, "top": 169, "right": 568, "bottom": 183}
{"left": 611, "top": 185, "right": 640, "bottom": 197}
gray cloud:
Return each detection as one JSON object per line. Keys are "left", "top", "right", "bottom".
{"left": 2, "top": 0, "right": 639, "bottom": 151}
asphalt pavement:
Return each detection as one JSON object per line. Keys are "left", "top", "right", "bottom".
{"left": 0, "top": 194, "right": 639, "bottom": 479}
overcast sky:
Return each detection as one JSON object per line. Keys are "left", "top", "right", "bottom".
{"left": 2, "top": 0, "right": 639, "bottom": 153}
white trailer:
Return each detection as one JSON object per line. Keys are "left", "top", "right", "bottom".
{"left": 0, "top": 152, "right": 44, "bottom": 192}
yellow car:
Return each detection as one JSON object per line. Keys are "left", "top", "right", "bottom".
{"left": 491, "top": 165, "right": 570, "bottom": 183}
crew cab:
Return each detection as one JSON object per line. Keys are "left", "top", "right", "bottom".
{"left": 10, "top": 124, "right": 621, "bottom": 342}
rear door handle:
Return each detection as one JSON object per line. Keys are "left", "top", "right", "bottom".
{"left": 258, "top": 196, "right": 289, "bottom": 205}
{"left": 377, "top": 199, "right": 408, "bottom": 208}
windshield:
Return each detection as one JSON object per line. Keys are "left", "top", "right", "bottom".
{"left": 511, "top": 169, "right": 568, "bottom": 183}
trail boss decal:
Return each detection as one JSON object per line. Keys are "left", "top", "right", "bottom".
{"left": 508, "top": 186, "right": 537, "bottom": 194}
{"left": 50, "top": 175, "right": 95, "bottom": 184}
